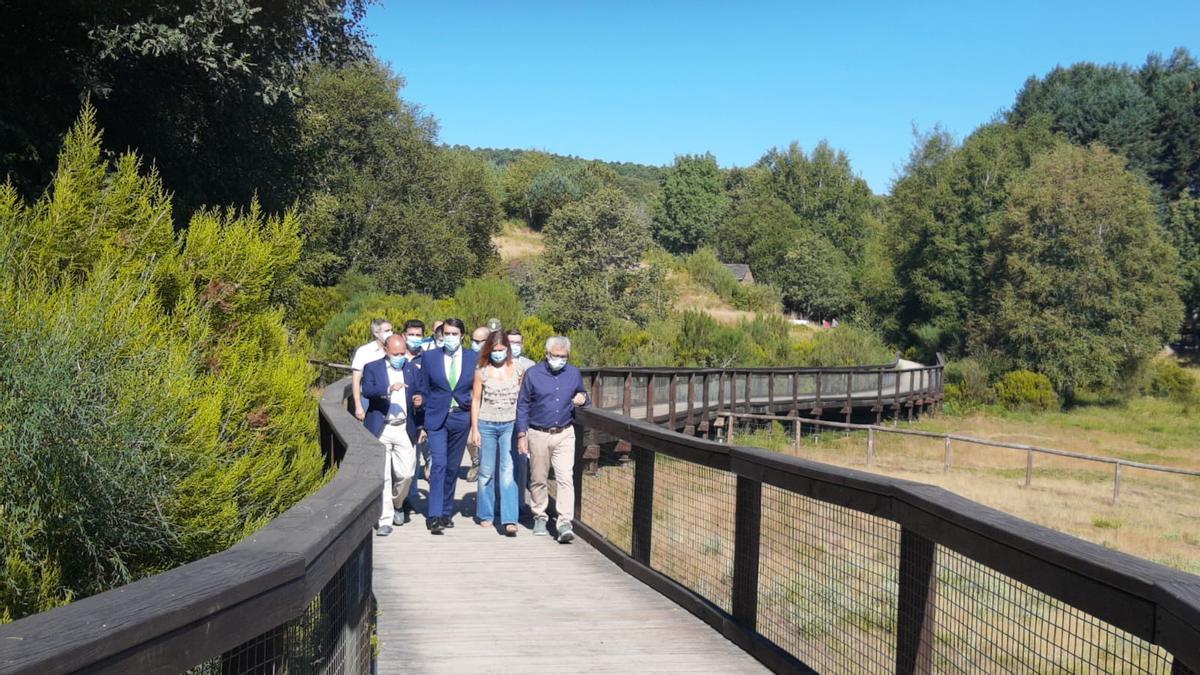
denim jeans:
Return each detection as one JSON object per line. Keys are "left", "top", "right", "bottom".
{"left": 476, "top": 419, "right": 517, "bottom": 525}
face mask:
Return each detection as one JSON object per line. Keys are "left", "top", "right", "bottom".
{"left": 471, "top": 340, "right": 485, "bottom": 351}
{"left": 388, "top": 355, "right": 406, "bottom": 369}
{"left": 511, "top": 344, "right": 523, "bottom": 358}
{"left": 406, "top": 336, "right": 423, "bottom": 352}
{"left": 377, "top": 329, "right": 393, "bottom": 344}
{"left": 442, "top": 334, "right": 461, "bottom": 352}
{"left": 435, "top": 338, "right": 444, "bottom": 348}
{"left": 490, "top": 349, "right": 508, "bottom": 363}
{"left": 547, "top": 356, "right": 567, "bottom": 371}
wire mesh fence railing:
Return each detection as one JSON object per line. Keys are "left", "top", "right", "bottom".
{"left": 573, "top": 406, "right": 1200, "bottom": 674}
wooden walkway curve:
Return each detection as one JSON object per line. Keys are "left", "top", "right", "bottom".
{"left": 373, "top": 452, "right": 766, "bottom": 674}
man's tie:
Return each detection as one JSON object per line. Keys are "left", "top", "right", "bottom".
{"left": 448, "top": 352, "right": 459, "bottom": 409}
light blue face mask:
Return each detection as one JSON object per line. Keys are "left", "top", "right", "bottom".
{"left": 490, "top": 349, "right": 508, "bottom": 363}
{"left": 547, "top": 356, "right": 567, "bottom": 371}
{"left": 472, "top": 340, "right": 485, "bottom": 351}
{"left": 406, "top": 336, "right": 424, "bottom": 352}
{"left": 388, "top": 355, "right": 406, "bottom": 369}
{"left": 442, "top": 334, "right": 461, "bottom": 352}
{"left": 511, "top": 344, "right": 523, "bottom": 358}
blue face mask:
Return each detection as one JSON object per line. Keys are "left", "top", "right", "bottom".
{"left": 547, "top": 356, "right": 567, "bottom": 371}
{"left": 442, "top": 334, "right": 461, "bottom": 352}
{"left": 406, "top": 336, "right": 424, "bottom": 352}
{"left": 388, "top": 355, "right": 406, "bottom": 369}
{"left": 511, "top": 344, "right": 523, "bottom": 358}
{"left": 490, "top": 349, "right": 508, "bottom": 363}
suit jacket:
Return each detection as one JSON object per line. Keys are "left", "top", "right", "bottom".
{"left": 361, "top": 356, "right": 425, "bottom": 439}
{"left": 414, "top": 347, "right": 477, "bottom": 431}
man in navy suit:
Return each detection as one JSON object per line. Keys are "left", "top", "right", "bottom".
{"left": 361, "top": 335, "right": 425, "bottom": 536}
{"left": 414, "top": 318, "right": 476, "bottom": 535}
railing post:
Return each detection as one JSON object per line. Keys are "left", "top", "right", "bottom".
{"left": 814, "top": 371, "right": 823, "bottom": 412}
{"left": 645, "top": 373, "right": 655, "bottom": 423}
{"left": 1113, "top": 462, "right": 1122, "bottom": 505}
{"left": 685, "top": 373, "right": 696, "bottom": 434}
{"left": 845, "top": 371, "right": 853, "bottom": 425}
{"left": 717, "top": 371, "right": 726, "bottom": 415}
{"left": 744, "top": 372, "right": 753, "bottom": 412}
{"left": 731, "top": 474, "right": 762, "bottom": 631}
{"left": 875, "top": 370, "right": 885, "bottom": 424}
{"left": 700, "top": 373, "right": 711, "bottom": 436}
{"left": 767, "top": 372, "right": 776, "bottom": 411}
{"left": 943, "top": 436, "right": 952, "bottom": 473}
{"left": 896, "top": 528, "right": 937, "bottom": 675}
{"left": 893, "top": 366, "right": 903, "bottom": 426}
{"left": 793, "top": 418, "right": 800, "bottom": 450}
{"left": 668, "top": 373, "right": 678, "bottom": 430}
{"left": 1025, "top": 448, "right": 1034, "bottom": 488}
{"left": 631, "top": 445, "right": 656, "bottom": 566}
{"left": 790, "top": 371, "right": 800, "bottom": 417}
{"left": 867, "top": 427, "right": 875, "bottom": 466}
{"left": 623, "top": 371, "right": 632, "bottom": 417}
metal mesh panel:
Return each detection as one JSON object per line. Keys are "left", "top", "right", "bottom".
{"left": 929, "top": 546, "right": 1173, "bottom": 674}
{"left": 188, "top": 537, "right": 374, "bottom": 675}
{"left": 580, "top": 444, "right": 635, "bottom": 553}
{"left": 598, "top": 375, "right": 624, "bottom": 410}
{"left": 758, "top": 485, "right": 901, "bottom": 674}
{"left": 647, "top": 454, "right": 737, "bottom": 611}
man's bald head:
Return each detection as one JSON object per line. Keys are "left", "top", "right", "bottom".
{"left": 472, "top": 326, "right": 490, "bottom": 342}
{"left": 385, "top": 334, "right": 406, "bottom": 356}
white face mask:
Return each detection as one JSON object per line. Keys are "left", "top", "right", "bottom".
{"left": 377, "top": 329, "right": 393, "bottom": 344}
{"left": 442, "top": 334, "right": 461, "bottom": 352}
{"left": 547, "top": 356, "right": 567, "bottom": 371}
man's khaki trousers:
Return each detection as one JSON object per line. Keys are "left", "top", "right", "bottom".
{"left": 527, "top": 427, "right": 575, "bottom": 525}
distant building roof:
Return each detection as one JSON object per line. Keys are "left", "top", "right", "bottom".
{"left": 724, "top": 263, "right": 753, "bottom": 282}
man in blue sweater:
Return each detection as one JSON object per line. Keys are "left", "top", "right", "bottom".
{"left": 515, "top": 335, "right": 589, "bottom": 543}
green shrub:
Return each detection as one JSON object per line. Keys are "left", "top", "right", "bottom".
{"left": 994, "top": 370, "right": 1058, "bottom": 411}
{"left": 291, "top": 284, "right": 348, "bottom": 338}
{"left": 944, "top": 358, "right": 994, "bottom": 405}
{"left": 517, "top": 315, "right": 556, "bottom": 362}
{"left": 453, "top": 277, "right": 523, "bottom": 333}
{"left": 1143, "top": 358, "right": 1198, "bottom": 403}
{"left": 800, "top": 325, "right": 895, "bottom": 367}
{"left": 0, "top": 108, "right": 325, "bottom": 621}
{"left": 682, "top": 248, "right": 780, "bottom": 313}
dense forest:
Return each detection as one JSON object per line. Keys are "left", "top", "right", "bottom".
{"left": 1, "top": 1, "right": 1197, "bottom": 621}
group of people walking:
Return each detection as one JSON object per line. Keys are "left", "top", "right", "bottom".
{"left": 351, "top": 317, "right": 588, "bottom": 543}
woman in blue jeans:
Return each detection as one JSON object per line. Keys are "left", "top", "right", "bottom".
{"left": 468, "top": 331, "right": 525, "bottom": 536}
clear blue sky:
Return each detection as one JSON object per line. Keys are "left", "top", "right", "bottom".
{"left": 364, "top": 1, "right": 1199, "bottom": 194}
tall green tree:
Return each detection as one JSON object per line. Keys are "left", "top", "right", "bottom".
{"left": 0, "top": 0, "right": 371, "bottom": 219}
{"left": 534, "top": 189, "right": 663, "bottom": 330}
{"left": 298, "top": 62, "right": 499, "bottom": 293}
{"left": 756, "top": 141, "right": 875, "bottom": 260}
{"left": 886, "top": 120, "right": 1057, "bottom": 355}
{"left": 969, "top": 144, "right": 1183, "bottom": 398}
{"left": 1167, "top": 194, "right": 1200, "bottom": 327}
{"left": 655, "top": 153, "right": 728, "bottom": 253}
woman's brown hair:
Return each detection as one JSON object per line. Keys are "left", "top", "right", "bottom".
{"left": 476, "top": 330, "right": 511, "bottom": 368}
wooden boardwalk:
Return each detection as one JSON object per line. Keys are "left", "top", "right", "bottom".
{"left": 373, "top": 454, "right": 767, "bottom": 674}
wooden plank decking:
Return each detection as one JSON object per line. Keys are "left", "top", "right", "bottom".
{"left": 373, "top": 454, "right": 767, "bottom": 674}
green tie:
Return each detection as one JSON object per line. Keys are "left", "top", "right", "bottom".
{"left": 448, "top": 352, "right": 459, "bottom": 391}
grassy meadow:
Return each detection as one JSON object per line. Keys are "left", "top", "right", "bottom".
{"left": 733, "top": 392, "right": 1200, "bottom": 574}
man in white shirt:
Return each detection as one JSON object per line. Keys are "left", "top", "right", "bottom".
{"left": 351, "top": 318, "right": 392, "bottom": 421}
{"left": 361, "top": 335, "right": 421, "bottom": 536}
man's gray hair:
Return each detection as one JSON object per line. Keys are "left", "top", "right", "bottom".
{"left": 370, "top": 318, "right": 391, "bottom": 333}
{"left": 545, "top": 335, "right": 571, "bottom": 352}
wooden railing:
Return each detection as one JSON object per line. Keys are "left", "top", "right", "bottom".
{"left": 0, "top": 380, "right": 378, "bottom": 674}
{"left": 571, "top": 406, "right": 1200, "bottom": 674}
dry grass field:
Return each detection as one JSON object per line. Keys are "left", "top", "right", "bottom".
{"left": 733, "top": 397, "right": 1200, "bottom": 575}
{"left": 494, "top": 218, "right": 545, "bottom": 262}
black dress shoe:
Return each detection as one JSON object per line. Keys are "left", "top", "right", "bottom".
{"left": 426, "top": 517, "right": 444, "bottom": 534}
{"left": 440, "top": 516, "right": 454, "bottom": 529}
